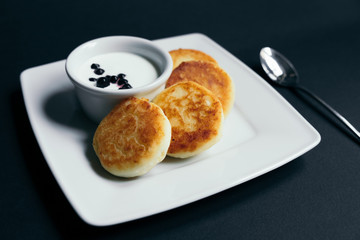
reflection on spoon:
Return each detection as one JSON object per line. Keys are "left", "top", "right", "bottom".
{"left": 260, "top": 47, "right": 360, "bottom": 142}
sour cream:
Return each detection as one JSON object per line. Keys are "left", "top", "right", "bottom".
{"left": 78, "top": 52, "right": 159, "bottom": 90}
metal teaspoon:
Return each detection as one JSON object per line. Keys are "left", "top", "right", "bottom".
{"left": 259, "top": 47, "right": 360, "bottom": 142}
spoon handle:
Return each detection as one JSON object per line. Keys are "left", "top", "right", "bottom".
{"left": 296, "top": 85, "right": 360, "bottom": 141}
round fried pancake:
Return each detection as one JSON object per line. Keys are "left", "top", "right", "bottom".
{"left": 153, "top": 81, "right": 224, "bottom": 158}
{"left": 169, "top": 48, "right": 217, "bottom": 70}
{"left": 93, "top": 97, "right": 171, "bottom": 178}
{"left": 165, "top": 61, "right": 234, "bottom": 117}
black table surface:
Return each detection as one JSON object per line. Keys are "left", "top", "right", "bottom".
{"left": 2, "top": 0, "right": 360, "bottom": 239}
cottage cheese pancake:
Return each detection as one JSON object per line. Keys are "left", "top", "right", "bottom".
{"left": 153, "top": 82, "right": 224, "bottom": 158}
{"left": 93, "top": 97, "right": 171, "bottom": 177}
{"left": 169, "top": 48, "right": 217, "bottom": 70}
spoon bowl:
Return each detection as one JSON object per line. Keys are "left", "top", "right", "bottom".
{"left": 260, "top": 47, "right": 299, "bottom": 87}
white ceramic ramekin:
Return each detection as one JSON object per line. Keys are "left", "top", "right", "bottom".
{"left": 65, "top": 36, "right": 173, "bottom": 123}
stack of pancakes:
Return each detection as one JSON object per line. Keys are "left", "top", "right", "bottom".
{"left": 167, "top": 49, "right": 234, "bottom": 117}
{"left": 93, "top": 49, "right": 234, "bottom": 177}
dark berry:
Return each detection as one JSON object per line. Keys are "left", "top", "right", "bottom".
{"left": 120, "top": 83, "right": 132, "bottom": 89}
{"left": 91, "top": 63, "right": 100, "bottom": 69}
{"left": 96, "top": 77, "right": 110, "bottom": 88}
{"left": 94, "top": 68, "right": 105, "bottom": 75}
{"left": 117, "top": 78, "right": 128, "bottom": 85}
{"left": 117, "top": 73, "right": 126, "bottom": 79}
{"left": 89, "top": 78, "right": 97, "bottom": 82}
{"left": 110, "top": 75, "right": 118, "bottom": 83}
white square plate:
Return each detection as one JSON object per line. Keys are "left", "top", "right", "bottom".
{"left": 20, "top": 33, "right": 320, "bottom": 226}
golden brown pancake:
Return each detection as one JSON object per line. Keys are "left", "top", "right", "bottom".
{"left": 153, "top": 81, "right": 224, "bottom": 158}
{"left": 93, "top": 97, "right": 171, "bottom": 177}
{"left": 165, "top": 61, "right": 234, "bottom": 117}
{"left": 169, "top": 48, "right": 217, "bottom": 70}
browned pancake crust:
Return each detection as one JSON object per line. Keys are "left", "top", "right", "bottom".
{"left": 93, "top": 97, "right": 171, "bottom": 177}
{"left": 169, "top": 48, "right": 217, "bottom": 70}
{"left": 165, "top": 61, "right": 234, "bottom": 117}
{"left": 153, "top": 82, "right": 223, "bottom": 158}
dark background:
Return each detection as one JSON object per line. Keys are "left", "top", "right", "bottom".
{"left": 2, "top": 0, "right": 360, "bottom": 239}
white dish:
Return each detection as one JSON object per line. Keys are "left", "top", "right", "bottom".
{"left": 20, "top": 33, "right": 320, "bottom": 226}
